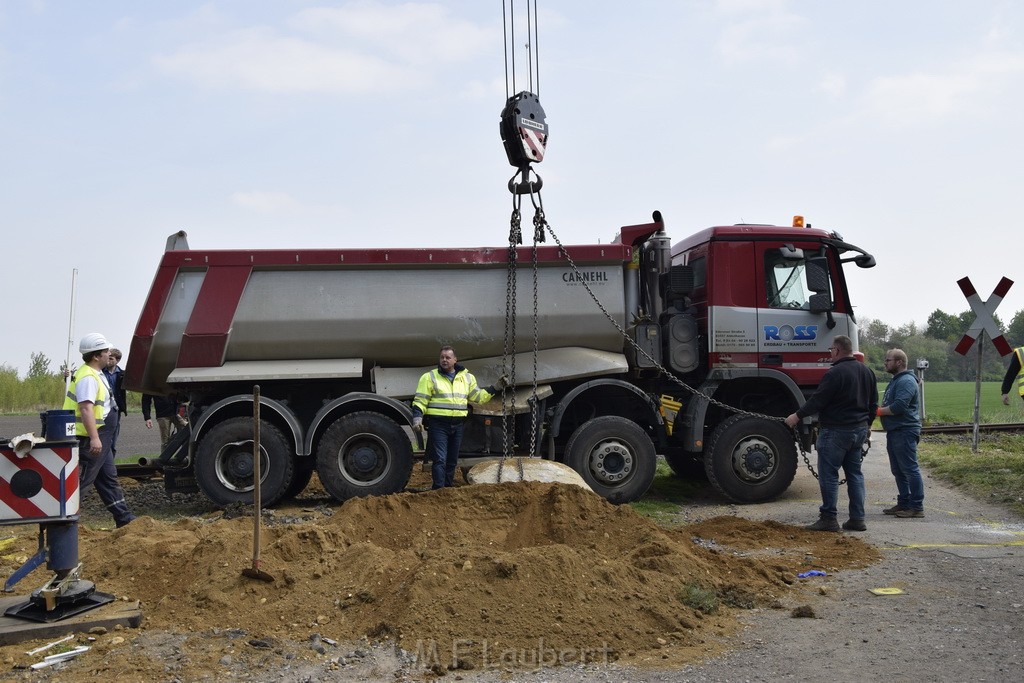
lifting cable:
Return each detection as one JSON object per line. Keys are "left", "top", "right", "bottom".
{"left": 498, "top": 0, "right": 547, "bottom": 478}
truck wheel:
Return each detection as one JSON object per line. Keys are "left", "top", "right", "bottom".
{"left": 282, "top": 461, "right": 315, "bottom": 500}
{"left": 194, "top": 417, "right": 295, "bottom": 508}
{"left": 315, "top": 412, "right": 413, "bottom": 502}
{"left": 705, "top": 414, "right": 797, "bottom": 503}
{"left": 565, "top": 416, "right": 656, "bottom": 504}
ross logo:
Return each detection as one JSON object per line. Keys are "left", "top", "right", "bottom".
{"left": 763, "top": 324, "right": 817, "bottom": 341}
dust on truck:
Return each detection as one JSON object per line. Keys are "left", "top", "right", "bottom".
{"left": 125, "top": 214, "right": 875, "bottom": 507}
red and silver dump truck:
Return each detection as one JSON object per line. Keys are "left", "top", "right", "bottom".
{"left": 125, "top": 213, "right": 875, "bottom": 507}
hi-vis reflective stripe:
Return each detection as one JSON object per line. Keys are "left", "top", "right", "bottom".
{"left": 0, "top": 444, "right": 79, "bottom": 522}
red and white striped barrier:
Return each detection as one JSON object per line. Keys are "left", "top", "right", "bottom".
{"left": 0, "top": 443, "right": 79, "bottom": 523}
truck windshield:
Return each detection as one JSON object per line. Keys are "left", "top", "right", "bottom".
{"left": 765, "top": 254, "right": 812, "bottom": 309}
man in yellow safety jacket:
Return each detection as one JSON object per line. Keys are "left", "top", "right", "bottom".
{"left": 1002, "top": 346, "right": 1024, "bottom": 406}
{"left": 64, "top": 332, "right": 136, "bottom": 527}
{"left": 411, "top": 346, "right": 508, "bottom": 489}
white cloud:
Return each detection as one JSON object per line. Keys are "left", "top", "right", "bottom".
{"left": 155, "top": 26, "right": 419, "bottom": 93}
{"left": 715, "top": 0, "right": 805, "bottom": 64}
{"left": 154, "top": 2, "right": 494, "bottom": 95}
{"left": 289, "top": 2, "right": 494, "bottom": 65}
{"left": 819, "top": 72, "right": 846, "bottom": 100}
{"left": 859, "top": 50, "right": 1024, "bottom": 125}
{"left": 231, "top": 190, "right": 296, "bottom": 213}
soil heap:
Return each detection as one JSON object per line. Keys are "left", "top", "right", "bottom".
{"left": 0, "top": 481, "right": 878, "bottom": 679}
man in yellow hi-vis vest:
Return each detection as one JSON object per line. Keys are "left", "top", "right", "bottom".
{"left": 1002, "top": 346, "right": 1024, "bottom": 406}
{"left": 411, "top": 346, "right": 508, "bottom": 489}
{"left": 64, "top": 332, "right": 136, "bottom": 527}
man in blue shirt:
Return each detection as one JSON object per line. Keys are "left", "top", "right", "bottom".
{"left": 878, "top": 348, "right": 924, "bottom": 518}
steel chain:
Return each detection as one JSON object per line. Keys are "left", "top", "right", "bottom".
{"left": 500, "top": 198, "right": 521, "bottom": 474}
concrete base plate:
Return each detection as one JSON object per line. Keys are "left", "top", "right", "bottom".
{"left": 0, "top": 594, "right": 141, "bottom": 646}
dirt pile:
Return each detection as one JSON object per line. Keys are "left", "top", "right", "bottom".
{"left": 0, "top": 482, "right": 879, "bottom": 678}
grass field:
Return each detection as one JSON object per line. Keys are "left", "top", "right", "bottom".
{"left": 893, "top": 381, "right": 1021, "bottom": 424}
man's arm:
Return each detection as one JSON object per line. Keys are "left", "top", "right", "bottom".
{"left": 79, "top": 402, "right": 102, "bottom": 456}
{"left": 1002, "top": 353, "right": 1020, "bottom": 403}
{"left": 884, "top": 374, "right": 918, "bottom": 415}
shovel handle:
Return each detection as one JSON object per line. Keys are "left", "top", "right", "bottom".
{"left": 253, "top": 385, "right": 261, "bottom": 560}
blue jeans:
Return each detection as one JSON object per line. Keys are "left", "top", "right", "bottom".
{"left": 426, "top": 419, "right": 464, "bottom": 489}
{"left": 886, "top": 429, "right": 924, "bottom": 510}
{"left": 816, "top": 425, "right": 868, "bottom": 520}
{"left": 80, "top": 410, "right": 136, "bottom": 527}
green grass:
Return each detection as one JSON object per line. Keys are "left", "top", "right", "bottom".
{"left": 885, "top": 381, "right": 1021, "bottom": 424}
{"left": 919, "top": 434, "right": 1024, "bottom": 516}
{"left": 630, "top": 458, "right": 704, "bottom": 521}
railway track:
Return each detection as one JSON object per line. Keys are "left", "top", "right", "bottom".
{"left": 919, "top": 422, "right": 1024, "bottom": 435}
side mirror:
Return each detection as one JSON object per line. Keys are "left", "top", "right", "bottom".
{"left": 805, "top": 256, "right": 831, "bottom": 293}
{"left": 809, "top": 292, "right": 833, "bottom": 313}
{"left": 854, "top": 254, "right": 876, "bottom": 268}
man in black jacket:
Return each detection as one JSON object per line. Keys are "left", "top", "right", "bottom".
{"left": 785, "top": 335, "right": 878, "bottom": 532}
{"left": 142, "top": 393, "right": 187, "bottom": 449}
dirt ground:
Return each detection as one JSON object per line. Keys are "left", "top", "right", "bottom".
{"left": 1, "top": 416, "right": 1022, "bottom": 682}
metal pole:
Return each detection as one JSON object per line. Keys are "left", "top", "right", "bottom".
{"left": 64, "top": 268, "right": 78, "bottom": 395}
{"left": 915, "top": 365, "right": 926, "bottom": 424}
{"left": 972, "top": 332, "right": 984, "bottom": 453}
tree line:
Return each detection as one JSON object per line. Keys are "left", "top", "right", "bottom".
{"left": 858, "top": 308, "right": 1024, "bottom": 382}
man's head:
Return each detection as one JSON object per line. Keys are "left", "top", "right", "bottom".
{"left": 438, "top": 346, "right": 457, "bottom": 373}
{"left": 829, "top": 335, "right": 854, "bottom": 361}
{"left": 107, "top": 348, "right": 122, "bottom": 368}
{"left": 884, "top": 348, "right": 908, "bottom": 374}
{"left": 79, "top": 332, "right": 111, "bottom": 364}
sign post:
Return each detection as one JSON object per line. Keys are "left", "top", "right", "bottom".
{"left": 954, "top": 276, "right": 1014, "bottom": 452}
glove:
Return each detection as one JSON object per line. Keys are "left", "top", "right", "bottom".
{"left": 412, "top": 416, "right": 423, "bottom": 432}
{"left": 493, "top": 374, "right": 512, "bottom": 391}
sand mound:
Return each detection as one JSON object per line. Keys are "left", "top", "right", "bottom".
{"left": 45, "top": 482, "right": 872, "bottom": 668}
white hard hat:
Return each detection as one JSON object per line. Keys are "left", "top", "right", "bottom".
{"left": 79, "top": 332, "right": 111, "bottom": 354}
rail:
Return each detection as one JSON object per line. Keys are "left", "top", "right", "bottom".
{"left": 919, "top": 422, "right": 1024, "bottom": 435}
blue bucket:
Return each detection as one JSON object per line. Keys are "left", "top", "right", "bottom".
{"left": 40, "top": 409, "right": 76, "bottom": 442}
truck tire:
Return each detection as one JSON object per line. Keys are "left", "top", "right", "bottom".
{"left": 194, "top": 417, "right": 295, "bottom": 508}
{"left": 705, "top": 414, "right": 797, "bottom": 503}
{"left": 315, "top": 411, "right": 413, "bottom": 502}
{"left": 282, "top": 461, "right": 315, "bottom": 500}
{"left": 564, "top": 416, "right": 656, "bottom": 504}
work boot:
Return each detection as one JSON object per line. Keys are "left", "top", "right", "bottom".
{"left": 894, "top": 508, "right": 924, "bottom": 518}
{"left": 807, "top": 515, "right": 840, "bottom": 532}
{"left": 883, "top": 504, "right": 908, "bottom": 515}
{"left": 842, "top": 518, "right": 867, "bottom": 531}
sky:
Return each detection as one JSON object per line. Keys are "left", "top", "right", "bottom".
{"left": 2, "top": 0, "right": 1023, "bottom": 377}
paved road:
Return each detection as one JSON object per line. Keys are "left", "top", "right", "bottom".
{"left": 1, "top": 413, "right": 162, "bottom": 462}
{"left": 668, "top": 433, "right": 1024, "bottom": 682}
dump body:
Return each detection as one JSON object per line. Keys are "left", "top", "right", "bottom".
{"left": 129, "top": 239, "right": 636, "bottom": 397}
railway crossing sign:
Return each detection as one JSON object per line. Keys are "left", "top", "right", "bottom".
{"left": 954, "top": 276, "right": 1014, "bottom": 357}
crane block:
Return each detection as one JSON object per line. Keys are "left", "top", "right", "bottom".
{"left": 500, "top": 91, "right": 548, "bottom": 168}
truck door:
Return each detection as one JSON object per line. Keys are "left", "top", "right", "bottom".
{"left": 756, "top": 241, "right": 848, "bottom": 384}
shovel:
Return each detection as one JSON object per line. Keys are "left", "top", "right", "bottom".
{"left": 242, "top": 385, "right": 274, "bottom": 582}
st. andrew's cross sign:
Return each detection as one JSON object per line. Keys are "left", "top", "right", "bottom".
{"left": 954, "top": 276, "right": 1014, "bottom": 357}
